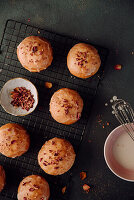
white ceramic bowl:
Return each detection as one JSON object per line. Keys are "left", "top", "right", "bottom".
{"left": 104, "top": 124, "right": 134, "bottom": 182}
{"left": 0, "top": 77, "right": 38, "bottom": 116}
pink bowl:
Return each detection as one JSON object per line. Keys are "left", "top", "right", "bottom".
{"left": 104, "top": 124, "right": 134, "bottom": 182}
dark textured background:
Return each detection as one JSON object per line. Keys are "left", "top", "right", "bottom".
{"left": 0, "top": 0, "right": 134, "bottom": 199}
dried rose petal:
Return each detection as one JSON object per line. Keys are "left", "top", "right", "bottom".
{"left": 77, "top": 113, "right": 81, "bottom": 120}
{"left": 33, "top": 184, "right": 40, "bottom": 189}
{"left": 65, "top": 109, "right": 69, "bottom": 115}
{"left": 59, "top": 157, "right": 63, "bottom": 161}
{"left": 52, "top": 141, "right": 55, "bottom": 145}
{"left": 114, "top": 64, "right": 122, "bottom": 70}
{"left": 83, "top": 184, "right": 90, "bottom": 193}
{"left": 80, "top": 172, "right": 87, "bottom": 180}
{"left": 39, "top": 51, "right": 43, "bottom": 55}
{"left": 43, "top": 162, "right": 48, "bottom": 166}
{"left": 63, "top": 99, "right": 68, "bottom": 103}
{"left": 29, "top": 188, "right": 35, "bottom": 192}
{"left": 11, "top": 140, "right": 16, "bottom": 144}
{"left": 54, "top": 152, "right": 59, "bottom": 156}
{"left": 32, "top": 46, "right": 38, "bottom": 53}
{"left": 54, "top": 166, "right": 59, "bottom": 169}
{"left": 10, "top": 87, "right": 35, "bottom": 111}
{"left": 62, "top": 186, "right": 67, "bottom": 194}
{"left": 45, "top": 82, "right": 52, "bottom": 89}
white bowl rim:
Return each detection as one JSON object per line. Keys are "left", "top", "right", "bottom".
{"left": 0, "top": 77, "right": 38, "bottom": 116}
{"left": 104, "top": 124, "right": 134, "bottom": 182}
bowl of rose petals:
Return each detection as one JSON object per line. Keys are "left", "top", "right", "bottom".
{"left": 0, "top": 77, "right": 38, "bottom": 116}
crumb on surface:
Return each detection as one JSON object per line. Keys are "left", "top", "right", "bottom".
{"left": 114, "top": 64, "right": 122, "bottom": 70}
{"left": 45, "top": 82, "right": 52, "bottom": 89}
{"left": 80, "top": 171, "right": 87, "bottom": 180}
{"left": 62, "top": 186, "right": 67, "bottom": 194}
{"left": 83, "top": 184, "right": 90, "bottom": 193}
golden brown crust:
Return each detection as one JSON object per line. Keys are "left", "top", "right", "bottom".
{"left": 17, "top": 175, "right": 50, "bottom": 200}
{"left": 38, "top": 137, "right": 76, "bottom": 175}
{"left": 49, "top": 88, "right": 83, "bottom": 125}
{"left": 0, "top": 123, "right": 30, "bottom": 158}
{"left": 0, "top": 166, "right": 6, "bottom": 192}
{"left": 67, "top": 43, "right": 101, "bottom": 78}
{"left": 17, "top": 36, "right": 53, "bottom": 72}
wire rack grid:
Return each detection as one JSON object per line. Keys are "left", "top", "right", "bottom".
{"left": 0, "top": 19, "right": 108, "bottom": 200}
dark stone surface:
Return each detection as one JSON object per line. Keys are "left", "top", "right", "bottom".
{"left": 0, "top": 0, "right": 134, "bottom": 199}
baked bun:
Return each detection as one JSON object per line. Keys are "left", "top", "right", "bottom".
{"left": 0, "top": 165, "right": 6, "bottom": 192}
{"left": 17, "top": 175, "right": 50, "bottom": 200}
{"left": 67, "top": 43, "right": 101, "bottom": 78}
{"left": 49, "top": 88, "right": 83, "bottom": 125}
{"left": 17, "top": 36, "right": 53, "bottom": 72}
{"left": 38, "top": 137, "right": 76, "bottom": 175}
{"left": 0, "top": 123, "right": 30, "bottom": 158}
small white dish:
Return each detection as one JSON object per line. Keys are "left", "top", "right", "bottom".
{"left": 104, "top": 124, "right": 134, "bottom": 182}
{"left": 0, "top": 77, "right": 38, "bottom": 116}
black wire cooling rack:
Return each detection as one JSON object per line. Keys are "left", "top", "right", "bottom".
{"left": 0, "top": 19, "right": 108, "bottom": 200}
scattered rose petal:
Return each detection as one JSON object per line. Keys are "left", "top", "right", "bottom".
{"left": 32, "top": 46, "right": 38, "bottom": 53}
{"left": 80, "top": 171, "right": 87, "bottom": 180}
{"left": 52, "top": 141, "right": 55, "bottom": 145}
{"left": 29, "top": 188, "right": 35, "bottom": 192}
{"left": 114, "top": 64, "right": 122, "bottom": 70}
{"left": 45, "top": 82, "right": 52, "bottom": 89}
{"left": 83, "top": 184, "right": 90, "bottom": 193}
{"left": 11, "top": 140, "right": 16, "bottom": 144}
{"left": 54, "top": 166, "right": 59, "bottom": 169}
{"left": 33, "top": 184, "right": 40, "bottom": 189}
{"left": 62, "top": 186, "right": 67, "bottom": 194}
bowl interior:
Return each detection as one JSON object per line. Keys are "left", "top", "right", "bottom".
{"left": 0, "top": 78, "right": 38, "bottom": 116}
{"left": 104, "top": 124, "right": 134, "bottom": 181}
